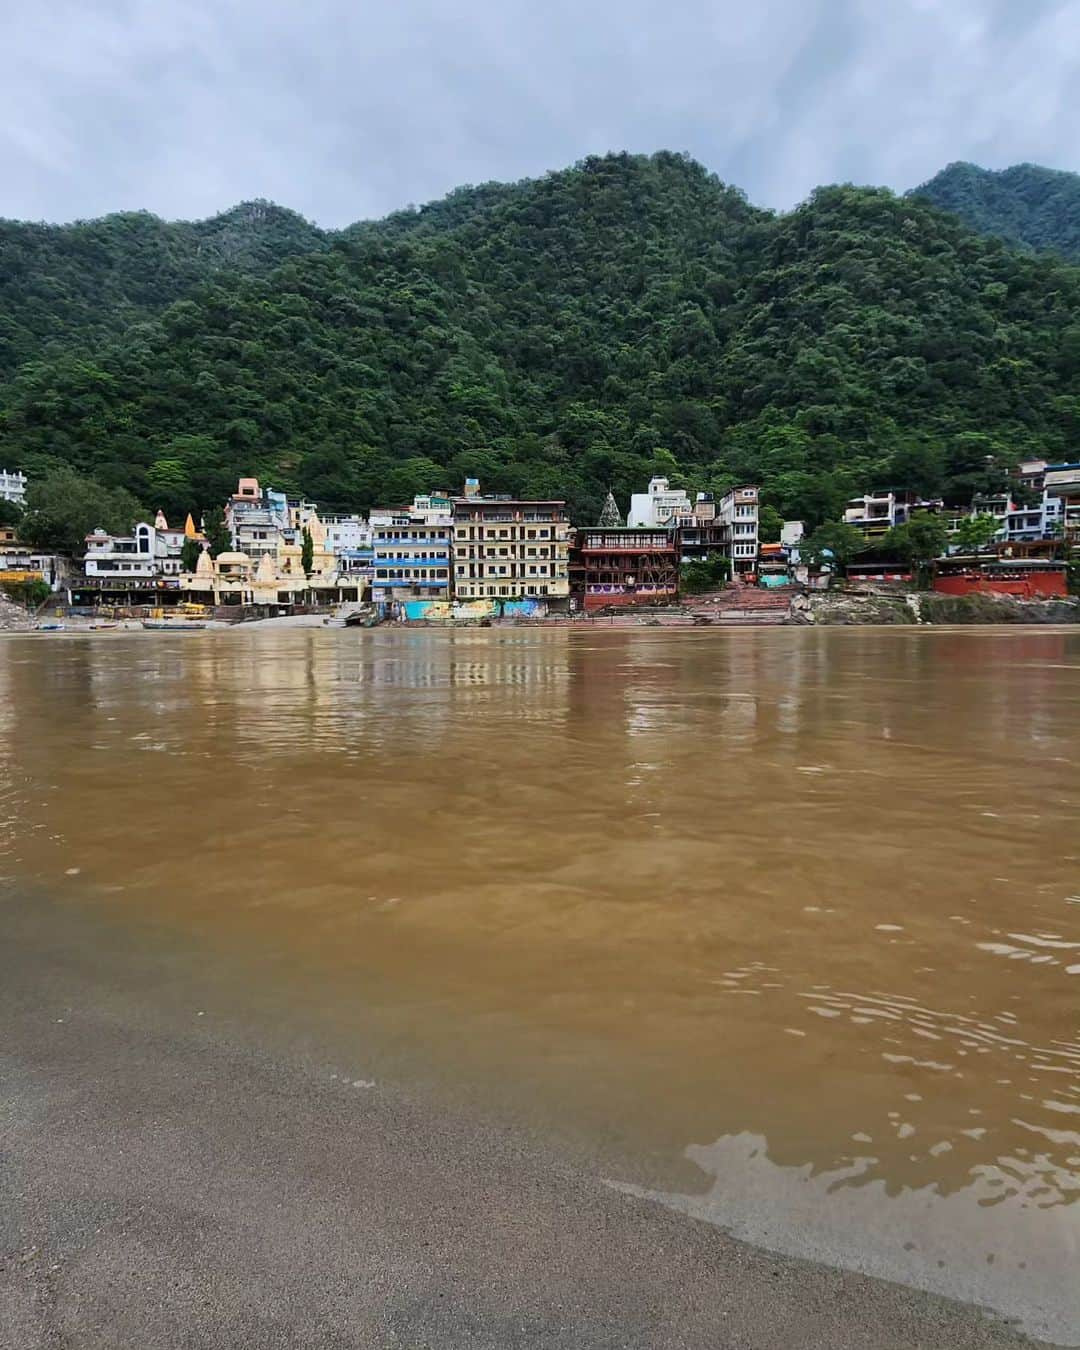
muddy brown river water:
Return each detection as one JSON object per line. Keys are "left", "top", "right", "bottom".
{"left": 2, "top": 626, "right": 1079, "bottom": 1343}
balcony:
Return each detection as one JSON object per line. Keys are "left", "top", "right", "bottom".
{"left": 373, "top": 551, "right": 449, "bottom": 563}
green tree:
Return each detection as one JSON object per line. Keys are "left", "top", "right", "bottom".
{"left": 954, "top": 513, "right": 1001, "bottom": 555}
{"left": 202, "top": 507, "right": 231, "bottom": 557}
{"left": 19, "top": 467, "right": 145, "bottom": 556}
{"left": 301, "top": 526, "right": 314, "bottom": 576}
{"left": 4, "top": 153, "right": 1080, "bottom": 531}
{"left": 1, "top": 576, "right": 51, "bottom": 608}
{"left": 800, "top": 522, "right": 868, "bottom": 575}
{"left": 0, "top": 498, "right": 23, "bottom": 527}
{"left": 757, "top": 504, "right": 783, "bottom": 544}
{"left": 680, "top": 556, "right": 730, "bottom": 594}
{"left": 147, "top": 457, "right": 194, "bottom": 520}
{"left": 180, "top": 536, "right": 202, "bottom": 571}
{"left": 883, "top": 515, "right": 949, "bottom": 585}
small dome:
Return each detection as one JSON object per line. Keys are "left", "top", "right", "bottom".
{"left": 215, "top": 551, "right": 250, "bottom": 564}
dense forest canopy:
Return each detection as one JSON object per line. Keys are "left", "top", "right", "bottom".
{"left": 911, "top": 162, "right": 1080, "bottom": 262}
{"left": 3, "top": 152, "right": 1080, "bottom": 530}
{"left": 0, "top": 200, "right": 328, "bottom": 376}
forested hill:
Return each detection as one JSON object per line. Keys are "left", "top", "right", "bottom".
{"left": 3, "top": 151, "right": 1080, "bottom": 528}
{"left": 0, "top": 200, "right": 328, "bottom": 374}
{"left": 911, "top": 162, "right": 1080, "bottom": 262}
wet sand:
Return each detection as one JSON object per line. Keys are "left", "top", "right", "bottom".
{"left": 0, "top": 895, "right": 1048, "bottom": 1350}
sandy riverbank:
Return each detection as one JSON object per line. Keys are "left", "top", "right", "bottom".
{"left": 0, "top": 890, "right": 1052, "bottom": 1350}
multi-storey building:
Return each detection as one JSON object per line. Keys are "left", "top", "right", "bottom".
{"left": 452, "top": 481, "right": 570, "bottom": 606}
{"left": 627, "top": 476, "right": 692, "bottom": 529}
{"left": 843, "top": 490, "right": 946, "bottom": 539}
{"left": 674, "top": 493, "right": 727, "bottom": 564}
{"left": 83, "top": 515, "right": 190, "bottom": 583}
{"left": 225, "top": 478, "right": 291, "bottom": 560}
{"left": 570, "top": 527, "right": 679, "bottom": 611}
{"left": 969, "top": 491, "right": 1014, "bottom": 539}
{"left": 370, "top": 510, "right": 453, "bottom": 600}
{"left": 1044, "top": 463, "right": 1080, "bottom": 549}
{"left": 1016, "top": 459, "right": 1049, "bottom": 495}
{"left": 0, "top": 469, "right": 27, "bottom": 506}
{"left": 80, "top": 514, "right": 197, "bottom": 603}
{"left": 411, "top": 491, "right": 455, "bottom": 521}
{"left": 716, "top": 485, "right": 760, "bottom": 575}
{"left": 322, "top": 513, "right": 374, "bottom": 588}
{"left": 0, "top": 524, "right": 65, "bottom": 591}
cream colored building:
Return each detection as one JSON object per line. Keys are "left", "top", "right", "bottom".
{"left": 452, "top": 483, "right": 570, "bottom": 607}
{"left": 180, "top": 512, "right": 358, "bottom": 606}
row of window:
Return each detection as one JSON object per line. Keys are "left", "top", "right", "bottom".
{"left": 454, "top": 547, "right": 554, "bottom": 559}
{"left": 457, "top": 564, "right": 552, "bottom": 576}
{"left": 457, "top": 584, "right": 552, "bottom": 597}
{"left": 455, "top": 527, "right": 553, "bottom": 540}
{"left": 374, "top": 569, "right": 449, "bottom": 580}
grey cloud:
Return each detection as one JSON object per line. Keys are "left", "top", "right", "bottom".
{"left": 2, "top": 0, "right": 1079, "bottom": 226}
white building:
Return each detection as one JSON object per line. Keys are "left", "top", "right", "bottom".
{"left": 83, "top": 514, "right": 188, "bottom": 585}
{"left": 411, "top": 491, "right": 455, "bottom": 522}
{"left": 322, "top": 514, "right": 370, "bottom": 553}
{"left": 716, "top": 485, "right": 760, "bottom": 574}
{"left": 322, "top": 513, "right": 374, "bottom": 580}
{"left": 627, "top": 477, "right": 692, "bottom": 529}
{"left": 0, "top": 469, "right": 27, "bottom": 506}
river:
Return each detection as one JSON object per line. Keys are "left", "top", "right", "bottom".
{"left": 2, "top": 625, "right": 1078, "bottom": 1344}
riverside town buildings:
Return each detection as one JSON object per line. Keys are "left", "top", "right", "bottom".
{"left": 52, "top": 453, "right": 1079, "bottom": 620}
{"left": 59, "top": 474, "right": 761, "bottom": 615}
{"left": 75, "top": 511, "right": 200, "bottom": 604}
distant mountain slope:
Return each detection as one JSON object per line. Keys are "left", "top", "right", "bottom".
{"left": 4, "top": 152, "right": 1080, "bottom": 528}
{"left": 0, "top": 200, "right": 328, "bottom": 374}
{"left": 910, "top": 162, "right": 1080, "bottom": 261}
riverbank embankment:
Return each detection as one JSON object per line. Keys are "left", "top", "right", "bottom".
{"left": 793, "top": 589, "right": 1080, "bottom": 626}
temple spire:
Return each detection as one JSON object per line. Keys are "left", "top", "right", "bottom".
{"left": 598, "top": 491, "right": 623, "bottom": 528}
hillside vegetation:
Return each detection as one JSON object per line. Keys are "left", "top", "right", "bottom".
{"left": 0, "top": 200, "right": 328, "bottom": 375}
{"left": 912, "top": 162, "right": 1080, "bottom": 262}
{"left": 3, "top": 153, "right": 1080, "bottom": 526}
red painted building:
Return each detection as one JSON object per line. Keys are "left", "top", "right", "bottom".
{"left": 570, "top": 528, "right": 680, "bottom": 611}
{"left": 932, "top": 559, "right": 1068, "bottom": 599}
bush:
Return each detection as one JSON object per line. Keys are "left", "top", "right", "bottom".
{"left": 1, "top": 577, "right": 51, "bottom": 608}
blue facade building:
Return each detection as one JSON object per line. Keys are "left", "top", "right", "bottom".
{"left": 371, "top": 513, "right": 452, "bottom": 598}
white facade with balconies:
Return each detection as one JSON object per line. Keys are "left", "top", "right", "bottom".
{"left": 0, "top": 469, "right": 28, "bottom": 506}
{"left": 627, "top": 477, "right": 692, "bottom": 529}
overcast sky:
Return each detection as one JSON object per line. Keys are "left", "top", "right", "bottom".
{"left": 3, "top": 0, "right": 1078, "bottom": 227}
